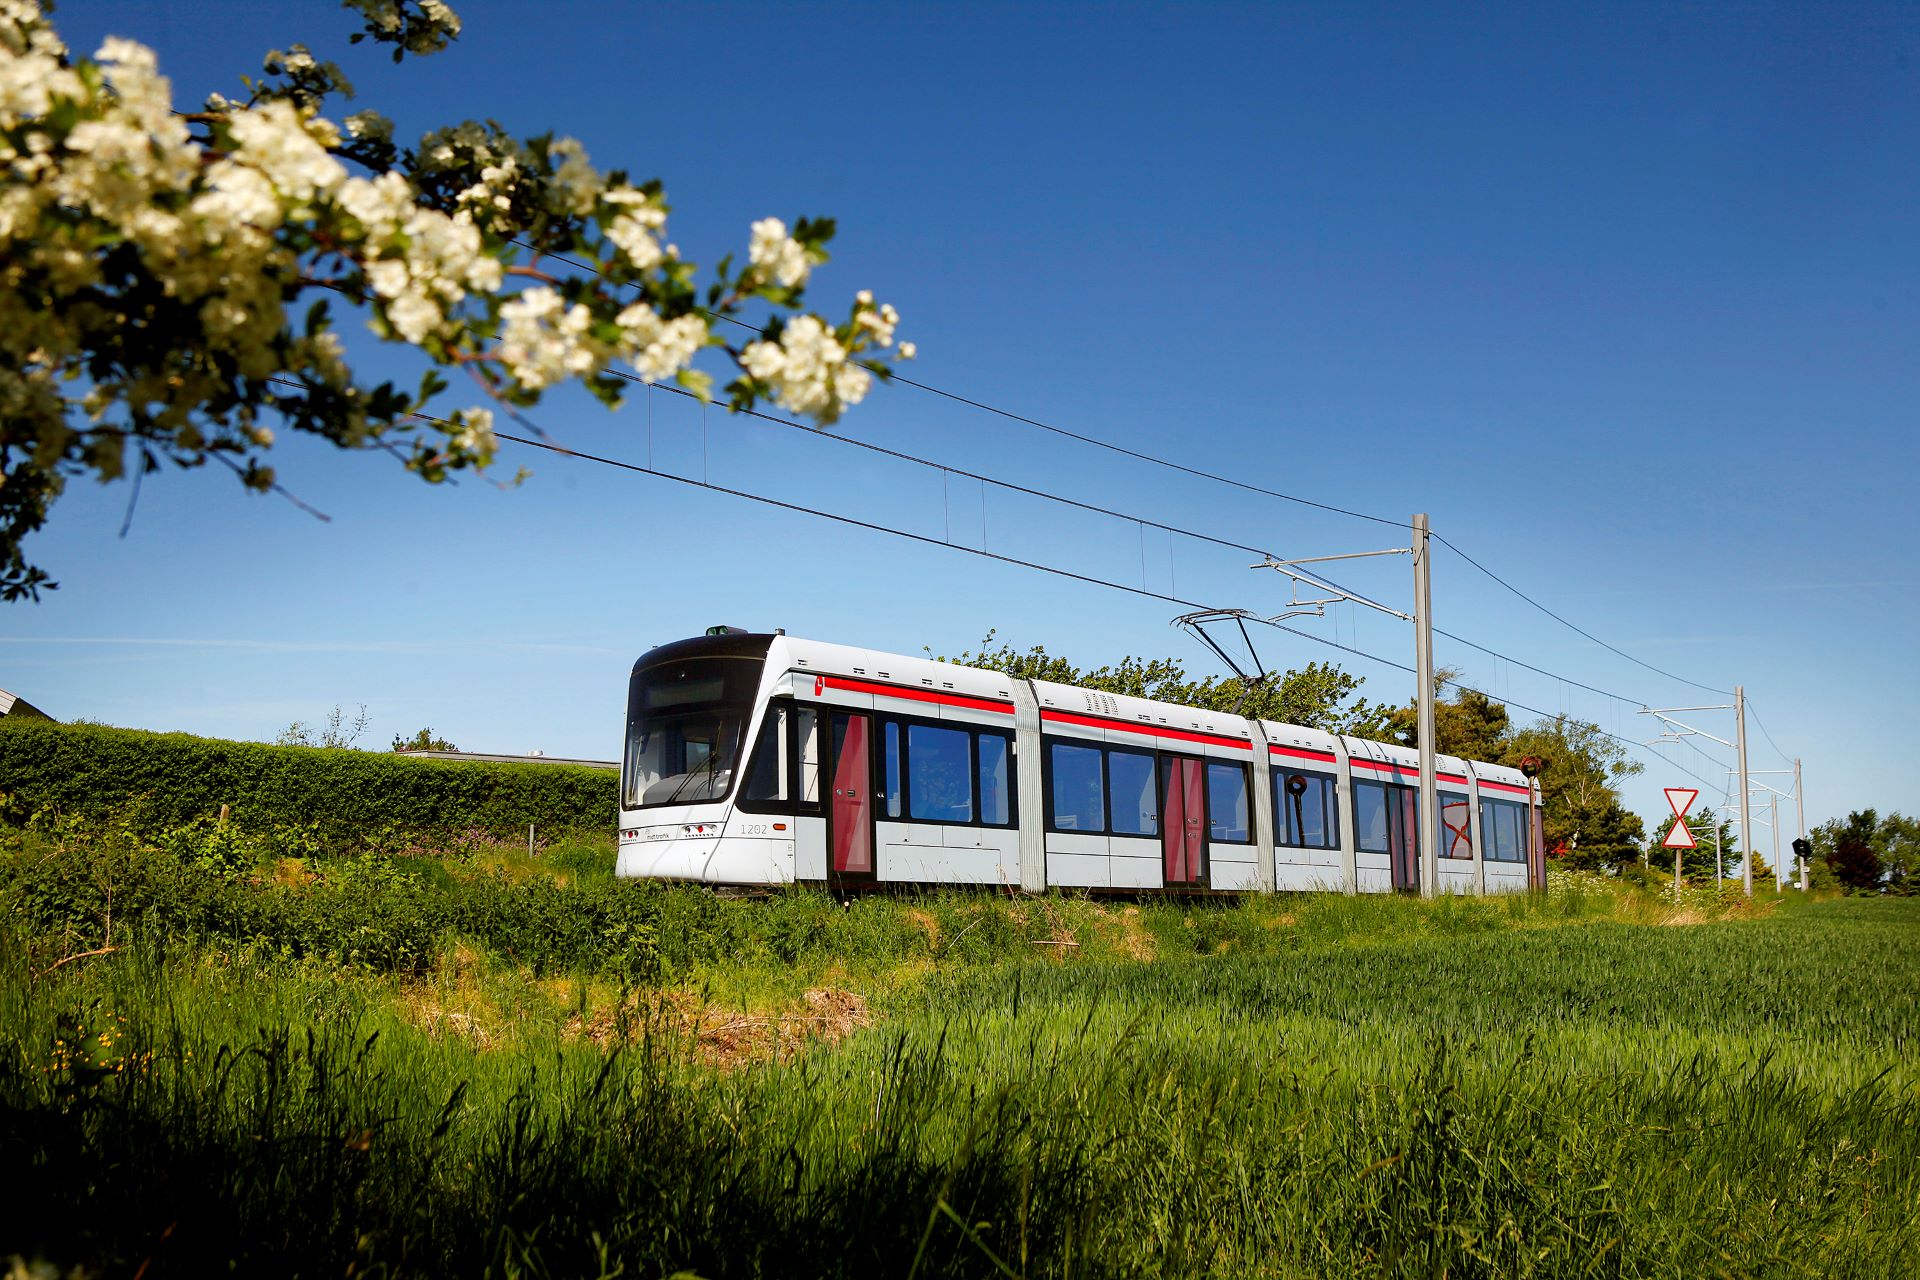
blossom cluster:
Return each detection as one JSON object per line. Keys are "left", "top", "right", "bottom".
{"left": 0, "top": 0, "right": 908, "bottom": 601}
{"left": 740, "top": 288, "right": 915, "bottom": 422}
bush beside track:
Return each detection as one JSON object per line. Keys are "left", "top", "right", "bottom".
{"left": 0, "top": 719, "right": 615, "bottom": 846}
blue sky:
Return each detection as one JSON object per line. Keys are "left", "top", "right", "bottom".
{"left": 9, "top": 0, "right": 1916, "bottom": 842}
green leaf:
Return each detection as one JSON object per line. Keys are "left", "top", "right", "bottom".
{"left": 675, "top": 368, "right": 714, "bottom": 402}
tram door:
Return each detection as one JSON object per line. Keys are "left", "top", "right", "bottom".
{"left": 1160, "top": 755, "right": 1207, "bottom": 888}
{"left": 828, "top": 711, "right": 875, "bottom": 883}
{"left": 1387, "top": 787, "right": 1419, "bottom": 892}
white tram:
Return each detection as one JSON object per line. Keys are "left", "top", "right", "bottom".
{"left": 617, "top": 630, "right": 1544, "bottom": 894}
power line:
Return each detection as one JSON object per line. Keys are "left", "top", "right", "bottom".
{"left": 618, "top": 372, "right": 1661, "bottom": 711}
{"left": 507, "top": 241, "right": 1732, "bottom": 701}
{"left": 463, "top": 405, "right": 1722, "bottom": 791}
{"left": 514, "top": 240, "right": 1408, "bottom": 529}
{"left": 489, "top": 421, "right": 1210, "bottom": 615}
{"left": 1743, "top": 697, "right": 1793, "bottom": 769}
{"left": 614, "top": 372, "right": 1282, "bottom": 562}
{"left": 879, "top": 370, "right": 1410, "bottom": 530}
{"left": 264, "top": 363, "right": 1679, "bottom": 720}
{"left": 1429, "top": 623, "right": 1647, "bottom": 708}
{"left": 1431, "top": 532, "right": 1733, "bottom": 698}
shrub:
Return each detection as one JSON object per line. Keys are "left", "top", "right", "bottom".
{"left": 0, "top": 720, "right": 615, "bottom": 849}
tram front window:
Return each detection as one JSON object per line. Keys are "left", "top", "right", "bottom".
{"left": 623, "top": 656, "right": 762, "bottom": 808}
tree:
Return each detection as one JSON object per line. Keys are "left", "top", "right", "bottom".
{"left": 0, "top": 1, "right": 913, "bottom": 600}
{"left": 1879, "top": 812, "right": 1918, "bottom": 895}
{"left": 1647, "top": 804, "right": 1736, "bottom": 880}
{"left": 1828, "top": 809, "right": 1886, "bottom": 892}
{"left": 1553, "top": 800, "right": 1647, "bottom": 875}
{"left": 1503, "top": 715, "right": 1645, "bottom": 872}
{"left": 277, "top": 703, "right": 369, "bottom": 749}
{"left": 932, "top": 631, "right": 1396, "bottom": 738}
{"left": 1386, "top": 668, "right": 1511, "bottom": 761}
{"left": 392, "top": 726, "right": 455, "bottom": 752}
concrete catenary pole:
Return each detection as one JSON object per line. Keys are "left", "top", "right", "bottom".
{"left": 1795, "top": 757, "right": 1807, "bottom": 891}
{"left": 1412, "top": 513, "right": 1439, "bottom": 897}
{"left": 1771, "top": 792, "right": 1783, "bottom": 892}
{"left": 1736, "top": 684, "right": 1753, "bottom": 897}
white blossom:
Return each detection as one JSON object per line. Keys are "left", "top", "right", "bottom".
{"left": 344, "top": 110, "right": 393, "bottom": 146}
{"left": 225, "top": 99, "right": 346, "bottom": 203}
{"left": 606, "top": 213, "right": 663, "bottom": 269}
{"left": 194, "top": 161, "right": 282, "bottom": 230}
{"left": 602, "top": 186, "right": 668, "bottom": 270}
{"left": 448, "top": 405, "right": 494, "bottom": 457}
{"left": 748, "top": 216, "right": 813, "bottom": 288}
{"left": 853, "top": 300, "right": 900, "bottom": 347}
{"left": 498, "top": 286, "right": 600, "bottom": 390}
{"left": 615, "top": 302, "right": 707, "bottom": 382}
{"left": 336, "top": 170, "right": 413, "bottom": 233}
{"left": 419, "top": 0, "right": 463, "bottom": 35}
{"left": 741, "top": 314, "right": 868, "bottom": 420}
{"left": 0, "top": 0, "right": 904, "bottom": 601}
{"left": 547, "top": 137, "right": 601, "bottom": 214}
{"left": 348, "top": 0, "right": 405, "bottom": 33}
{"left": 385, "top": 289, "right": 442, "bottom": 344}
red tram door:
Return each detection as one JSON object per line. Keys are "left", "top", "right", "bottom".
{"left": 1387, "top": 787, "right": 1419, "bottom": 892}
{"left": 828, "top": 711, "right": 874, "bottom": 882}
{"left": 1160, "top": 755, "right": 1207, "bottom": 888}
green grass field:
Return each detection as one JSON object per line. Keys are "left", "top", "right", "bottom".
{"left": 2, "top": 829, "right": 1915, "bottom": 1278}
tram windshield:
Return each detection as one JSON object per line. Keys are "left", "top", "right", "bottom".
{"left": 623, "top": 655, "right": 763, "bottom": 809}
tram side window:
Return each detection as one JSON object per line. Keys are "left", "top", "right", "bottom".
{"left": 978, "top": 733, "right": 1011, "bottom": 826}
{"left": 1440, "top": 794, "right": 1473, "bottom": 858}
{"left": 1481, "top": 798, "right": 1527, "bottom": 862}
{"left": 1354, "top": 780, "right": 1390, "bottom": 853}
{"left": 1050, "top": 741, "right": 1105, "bottom": 832}
{"left": 797, "top": 708, "right": 821, "bottom": 808}
{"left": 1107, "top": 749, "right": 1158, "bottom": 836}
{"left": 907, "top": 723, "right": 974, "bottom": 823}
{"left": 882, "top": 721, "right": 903, "bottom": 819}
{"left": 1276, "top": 770, "right": 1339, "bottom": 850}
{"left": 740, "top": 705, "right": 788, "bottom": 804}
{"left": 1206, "top": 763, "right": 1251, "bottom": 842}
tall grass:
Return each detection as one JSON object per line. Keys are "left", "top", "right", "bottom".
{"left": 3, "top": 883, "right": 1914, "bottom": 1277}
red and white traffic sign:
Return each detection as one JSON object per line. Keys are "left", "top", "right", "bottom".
{"left": 1662, "top": 787, "right": 1699, "bottom": 850}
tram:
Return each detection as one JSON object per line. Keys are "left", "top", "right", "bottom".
{"left": 617, "top": 630, "right": 1543, "bottom": 894}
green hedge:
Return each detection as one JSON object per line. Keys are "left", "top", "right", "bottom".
{"left": 0, "top": 720, "right": 616, "bottom": 840}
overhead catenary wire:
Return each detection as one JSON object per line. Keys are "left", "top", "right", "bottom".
{"left": 613, "top": 371, "right": 1285, "bottom": 564}
{"left": 264, "top": 359, "right": 1690, "bottom": 730}
{"left": 511, "top": 241, "right": 1410, "bottom": 532}
{"left": 615, "top": 371, "right": 1661, "bottom": 711}
{"left": 505, "top": 240, "right": 1739, "bottom": 703}
{"left": 1430, "top": 532, "right": 1733, "bottom": 698}
{"left": 442, "top": 399, "right": 1725, "bottom": 791}
{"left": 1742, "top": 697, "right": 1795, "bottom": 771}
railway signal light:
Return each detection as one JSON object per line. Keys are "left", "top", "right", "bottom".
{"left": 1792, "top": 837, "right": 1812, "bottom": 860}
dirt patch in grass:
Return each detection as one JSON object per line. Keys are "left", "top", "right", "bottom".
{"left": 904, "top": 908, "right": 941, "bottom": 948}
{"left": 268, "top": 857, "right": 314, "bottom": 887}
{"left": 1114, "top": 906, "right": 1155, "bottom": 961}
{"left": 571, "top": 987, "right": 873, "bottom": 1070}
